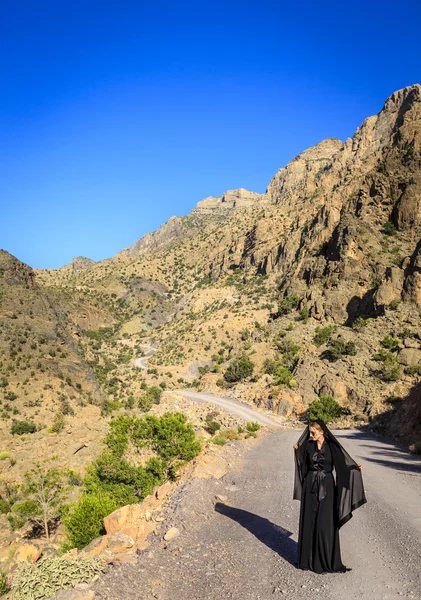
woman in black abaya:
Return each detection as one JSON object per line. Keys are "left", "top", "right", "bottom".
{"left": 293, "top": 419, "right": 367, "bottom": 574}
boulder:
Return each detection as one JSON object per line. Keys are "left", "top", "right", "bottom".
{"left": 397, "top": 348, "right": 421, "bottom": 366}
{"left": 14, "top": 543, "right": 41, "bottom": 563}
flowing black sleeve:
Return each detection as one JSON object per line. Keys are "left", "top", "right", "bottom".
{"left": 330, "top": 441, "right": 367, "bottom": 528}
{"left": 293, "top": 427, "right": 309, "bottom": 501}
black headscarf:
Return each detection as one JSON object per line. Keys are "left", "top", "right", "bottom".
{"left": 293, "top": 418, "right": 367, "bottom": 528}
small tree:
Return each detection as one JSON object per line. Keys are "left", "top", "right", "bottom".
{"left": 22, "top": 462, "right": 69, "bottom": 539}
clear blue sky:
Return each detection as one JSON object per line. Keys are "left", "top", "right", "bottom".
{"left": 1, "top": 0, "right": 420, "bottom": 269}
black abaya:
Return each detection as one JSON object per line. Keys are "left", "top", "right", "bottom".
{"left": 293, "top": 419, "right": 367, "bottom": 574}
{"left": 297, "top": 439, "right": 346, "bottom": 573}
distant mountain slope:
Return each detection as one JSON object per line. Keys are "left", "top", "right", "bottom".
{"left": 21, "top": 84, "right": 421, "bottom": 456}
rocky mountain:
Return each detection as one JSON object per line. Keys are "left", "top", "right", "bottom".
{"left": 2, "top": 84, "right": 421, "bottom": 491}
{"left": 1, "top": 84, "right": 421, "bottom": 589}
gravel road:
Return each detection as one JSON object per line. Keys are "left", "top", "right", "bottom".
{"left": 166, "top": 390, "right": 279, "bottom": 426}
{"left": 91, "top": 426, "right": 421, "bottom": 600}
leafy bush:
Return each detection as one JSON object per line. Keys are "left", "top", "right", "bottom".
{"left": 379, "top": 361, "right": 403, "bottom": 382}
{"left": 327, "top": 339, "right": 357, "bottom": 361}
{"left": 372, "top": 348, "right": 395, "bottom": 362}
{"left": 246, "top": 421, "right": 260, "bottom": 432}
{"left": 138, "top": 386, "right": 163, "bottom": 411}
{"left": 224, "top": 353, "right": 254, "bottom": 382}
{"left": 211, "top": 436, "right": 226, "bottom": 446}
{"left": 380, "top": 335, "right": 400, "bottom": 350}
{"left": 63, "top": 493, "right": 119, "bottom": 550}
{"left": 11, "top": 420, "right": 36, "bottom": 435}
{"left": 11, "top": 554, "right": 105, "bottom": 600}
{"left": 278, "top": 294, "right": 300, "bottom": 315}
{"left": 274, "top": 366, "right": 293, "bottom": 386}
{"left": 138, "top": 394, "right": 153, "bottom": 412}
{"left": 307, "top": 395, "right": 342, "bottom": 423}
{"left": 206, "top": 421, "right": 221, "bottom": 434}
{"left": 313, "top": 325, "right": 335, "bottom": 347}
{"left": 383, "top": 221, "right": 397, "bottom": 236}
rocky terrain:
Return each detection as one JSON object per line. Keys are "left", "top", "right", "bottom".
{"left": 1, "top": 84, "right": 421, "bottom": 596}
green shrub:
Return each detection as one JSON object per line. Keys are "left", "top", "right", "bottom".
{"left": 49, "top": 412, "right": 65, "bottom": 433}
{"left": 327, "top": 339, "right": 357, "bottom": 361}
{"left": 206, "top": 421, "right": 221, "bottom": 434}
{"left": 63, "top": 493, "right": 119, "bottom": 550}
{"left": 138, "top": 394, "right": 153, "bottom": 412}
{"left": 313, "top": 325, "right": 335, "bottom": 347}
{"left": 11, "top": 420, "right": 36, "bottom": 435}
{"left": 211, "top": 436, "right": 226, "bottom": 445}
{"left": 224, "top": 353, "right": 254, "bottom": 382}
{"left": 278, "top": 294, "right": 300, "bottom": 315}
{"left": 380, "top": 361, "right": 403, "bottom": 382}
{"left": 274, "top": 366, "right": 293, "bottom": 386}
{"left": 372, "top": 348, "right": 395, "bottom": 362}
{"left": 11, "top": 554, "right": 105, "bottom": 600}
{"left": 383, "top": 221, "right": 397, "bottom": 236}
{"left": 307, "top": 395, "right": 342, "bottom": 423}
{"left": 63, "top": 412, "right": 201, "bottom": 549}
{"left": 380, "top": 335, "right": 400, "bottom": 350}
{"left": 246, "top": 421, "right": 260, "bottom": 432}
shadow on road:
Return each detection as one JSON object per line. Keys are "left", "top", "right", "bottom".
{"left": 337, "top": 432, "right": 421, "bottom": 474}
{"left": 215, "top": 502, "right": 297, "bottom": 565}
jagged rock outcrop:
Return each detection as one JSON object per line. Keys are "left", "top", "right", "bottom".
{"left": 61, "top": 256, "right": 96, "bottom": 271}
{"left": 117, "top": 188, "right": 265, "bottom": 258}
{"left": 0, "top": 249, "right": 36, "bottom": 288}
{"left": 194, "top": 188, "right": 266, "bottom": 212}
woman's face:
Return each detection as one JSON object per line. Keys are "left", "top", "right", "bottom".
{"left": 309, "top": 426, "right": 323, "bottom": 441}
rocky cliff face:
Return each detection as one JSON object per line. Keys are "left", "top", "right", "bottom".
{"left": 202, "top": 84, "right": 421, "bottom": 324}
